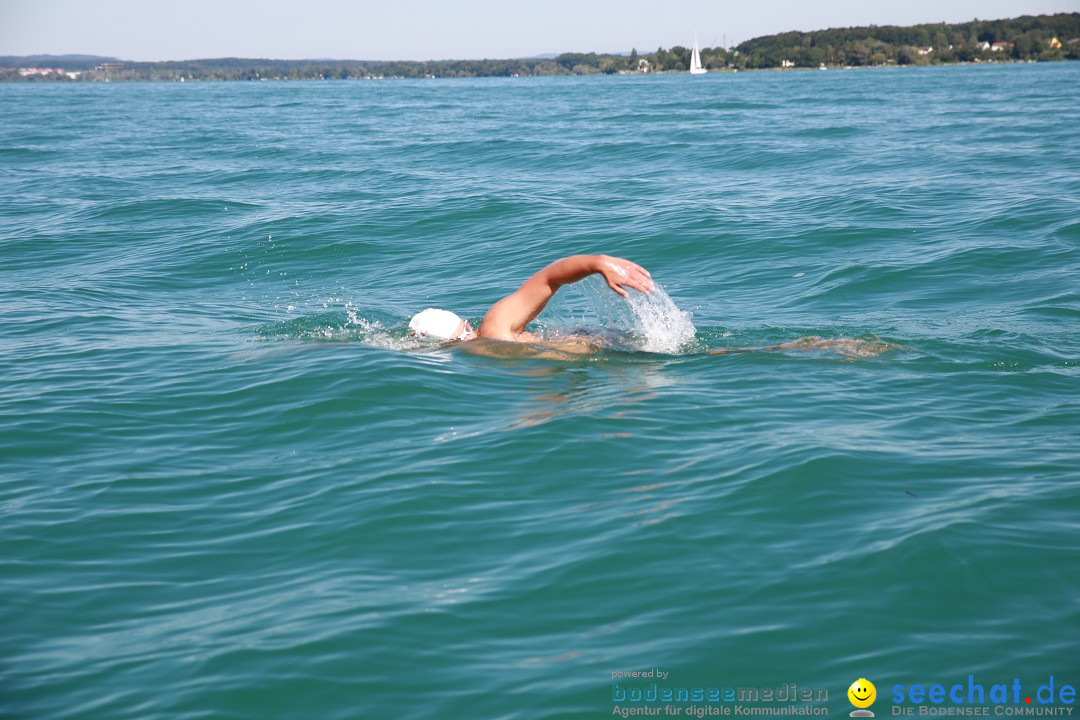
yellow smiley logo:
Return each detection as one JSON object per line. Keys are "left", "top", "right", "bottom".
{"left": 848, "top": 678, "right": 876, "bottom": 716}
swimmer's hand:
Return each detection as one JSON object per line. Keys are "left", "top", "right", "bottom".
{"left": 597, "top": 255, "right": 654, "bottom": 298}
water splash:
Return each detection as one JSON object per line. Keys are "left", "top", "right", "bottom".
{"left": 257, "top": 301, "right": 429, "bottom": 351}
{"left": 572, "top": 275, "right": 697, "bottom": 354}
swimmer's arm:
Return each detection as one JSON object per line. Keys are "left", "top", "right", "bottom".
{"left": 479, "top": 254, "right": 653, "bottom": 341}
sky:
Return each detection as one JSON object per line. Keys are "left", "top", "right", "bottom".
{"left": 1, "top": 0, "right": 1077, "bottom": 61}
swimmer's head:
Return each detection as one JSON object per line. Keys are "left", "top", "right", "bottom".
{"left": 408, "top": 308, "right": 475, "bottom": 341}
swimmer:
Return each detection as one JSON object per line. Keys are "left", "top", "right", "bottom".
{"left": 408, "top": 254, "right": 653, "bottom": 344}
{"left": 408, "top": 254, "right": 896, "bottom": 358}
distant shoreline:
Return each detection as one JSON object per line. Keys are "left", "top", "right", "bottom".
{"left": 0, "top": 58, "right": 1068, "bottom": 84}
{"left": 2, "top": 12, "right": 1076, "bottom": 82}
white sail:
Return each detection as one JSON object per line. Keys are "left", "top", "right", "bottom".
{"left": 690, "top": 33, "right": 707, "bottom": 74}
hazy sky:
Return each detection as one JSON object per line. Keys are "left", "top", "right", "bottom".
{"left": 2, "top": 0, "right": 1076, "bottom": 61}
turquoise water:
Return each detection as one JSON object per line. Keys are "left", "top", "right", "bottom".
{"left": 2, "top": 64, "right": 1079, "bottom": 720}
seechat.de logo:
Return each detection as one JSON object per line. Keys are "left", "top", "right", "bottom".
{"left": 849, "top": 678, "right": 877, "bottom": 717}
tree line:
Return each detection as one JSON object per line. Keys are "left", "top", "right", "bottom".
{"left": 734, "top": 13, "right": 1080, "bottom": 68}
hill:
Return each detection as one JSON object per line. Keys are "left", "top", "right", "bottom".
{"left": 0, "top": 54, "right": 118, "bottom": 69}
{"left": 734, "top": 13, "right": 1080, "bottom": 67}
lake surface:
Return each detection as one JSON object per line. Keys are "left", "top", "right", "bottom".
{"left": 2, "top": 63, "right": 1078, "bottom": 720}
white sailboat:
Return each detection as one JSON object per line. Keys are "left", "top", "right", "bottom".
{"left": 689, "top": 33, "right": 707, "bottom": 74}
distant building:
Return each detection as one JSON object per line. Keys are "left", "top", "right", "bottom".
{"left": 990, "top": 42, "right": 1012, "bottom": 52}
{"left": 637, "top": 58, "right": 651, "bottom": 73}
{"left": 96, "top": 62, "right": 124, "bottom": 72}
{"left": 977, "top": 41, "right": 992, "bottom": 51}
{"left": 781, "top": 59, "right": 795, "bottom": 68}
{"left": 18, "top": 67, "right": 64, "bottom": 76}
{"left": 917, "top": 46, "right": 933, "bottom": 56}
{"left": 1048, "top": 36, "right": 1062, "bottom": 49}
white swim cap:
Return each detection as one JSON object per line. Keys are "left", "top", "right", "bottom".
{"left": 409, "top": 308, "right": 467, "bottom": 340}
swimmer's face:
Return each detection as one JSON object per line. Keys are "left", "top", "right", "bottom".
{"left": 848, "top": 679, "right": 876, "bottom": 709}
{"left": 455, "top": 319, "right": 477, "bottom": 341}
